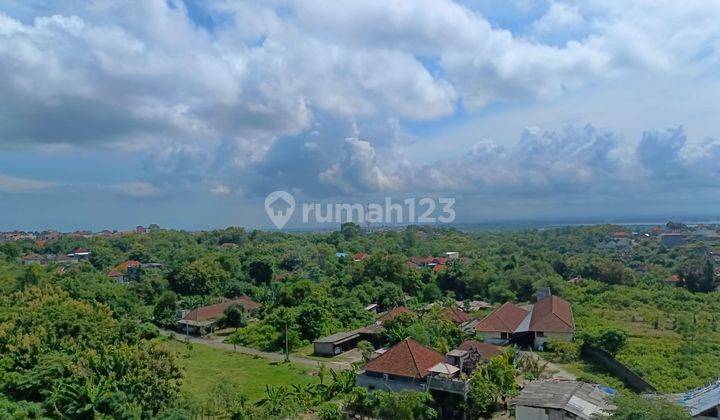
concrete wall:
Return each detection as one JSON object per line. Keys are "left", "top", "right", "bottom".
{"left": 355, "top": 373, "right": 427, "bottom": 393}
{"left": 313, "top": 342, "right": 336, "bottom": 356}
{"left": 516, "top": 406, "right": 568, "bottom": 420}
{"left": 582, "top": 347, "right": 656, "bottom": 393}
{"left": 479, "top": 332, "right": 509, "bottom": 345}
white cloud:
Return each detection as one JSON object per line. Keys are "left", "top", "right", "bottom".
{"left": 0, "top": 174, "right": 59, "bottom": 193}
{"left": 210, "top": 185, "right": 231, "bottom": 195}
{"left": 106, "top": 182, "right": 161, "bottom": 198}
{"left": 533, "top": 1, "right": 585, "bottom": 35}
{"left": 2, "top": 0, "right": 720, "bottom": 209}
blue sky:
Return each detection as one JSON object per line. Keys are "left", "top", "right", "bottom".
{"left": 1, "top": 0, "right": 720, "bottom": 231}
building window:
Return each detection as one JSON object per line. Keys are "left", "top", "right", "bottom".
{"left": 500, "top": 332, "right": 508, "bottom": 339}
{"left": 536, "top": 331, "right": 545, "bottom": 337}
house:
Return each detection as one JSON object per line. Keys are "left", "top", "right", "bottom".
{"left": 353, "top": 253, "right": 367, "bottom": 262}
{"left": 21, "top": 252, "right": 44, "bottom": 265}
{"left": 694, "top": 228, "right": 720, "bottom": 240}
{"left": 107, "top": 260, "right": 141, "bottom": 283}
{"left": 176, "top": 295, "right": 261, "bottom": 335}
{"left": 141, "top": 262, "right": 163, "bottom": 270}
{"left": 445, "top": 251, "right": 459, "bottom": 259}
{"left": 665, "top": 274, "right": 681, "bottom": 286}
{"left": 136, "top": 226, "right": 147, "bottom": 234}
{"left": 661, "top": 233, "right": 686, "bottom": 248}
{"left": 432, "top": 264, "right": 447, "bottom": 273}
{"left": 107, "top": 269, "right": 125, "bottom": 283}
{"left": 516, "top": 295, "right": 575, "bottom": 349}
{"left": 457, "top": 340, "right": 504, "bottom": 360}
{"left": 313, "top": 324, "right": 385, "bottom": 356}
{"left": 409, "top": 256, "right": 434, "bottom": 267}
{"left": 376, "top": 306, "right": 415, "bottom": 325}
{"left": 446, "top": 340, "right": 504, "bottom": 373}
{"left": 39, "top": 230, "right": 61, "bottom": 241}
{"left": 365, "top": 303, "right": 379, "bottom": 313}
{"left": 710, "top": 250, "right": 720, "bottom": 264}
{"left": 513, "top": 380, "right": 616, "bottom": 420}
{"left": 474, "top": 302, "right": 529, "bottom": 345}
{"left": 457, "top": 300, "right": 492, "bottom": 312}
{"left": 474, "top": 295, "right": 574, "bottom": 349}
{"left": 314, "top": 331, "right": 362, "bottom": 356}
{"left": 355, "top": 338, "right": 453, "bottom": 393}
{"left": 442, "top": 307, "right": 470, "bottom": 324}
{"left": 67, "top": 248, "right": 91, "bottom": 259}
{"left": 673, "top": 379, "right": 720, "bottom": 418}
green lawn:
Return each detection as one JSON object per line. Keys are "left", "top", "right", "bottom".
{"left": 162, "top": 338, "right": 320, "bottom": 405}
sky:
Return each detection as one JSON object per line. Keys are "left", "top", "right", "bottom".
{"left": 1, "top": 0, "right": 720, "bottom": 231}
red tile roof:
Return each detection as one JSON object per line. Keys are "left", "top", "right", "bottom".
{"left": 183, "top": 296, "right": 261, "bottom": 322}
{"left": 377, "top": 306, "right": 415, "bottom": 324}
{"left": 107, "top": 269, "right": 124, "bottom": 277}
{"left": 114, "top": 260, "right": 141, "bottom": 272}
{"left": 666, "top": 274, "right": 680, "bottom": 282}
{"left": 364, "top": 338, "right": 446, "bottom": 379}
{"left": 410, "top": 256, "right": 434, "bottom": 265}
{"left": 21, "top": 252, "right": 43, "bottom": 261}
{"left": 474, "top": 302, "right": 528, "bottom": 333}
{"left": 432, "top": 264, "right": 447, "bottom": 273}
{"left": 353, "top": 253, "right": 367, "bottom": 261}
{"left": 529, "top": 296, "right": 574, "bottom": 333}
{"left": 442, "top": 307, "right": 470, "bottom": 324}
{"left": 458, "top": 340, "right": 504, "bottom": 359}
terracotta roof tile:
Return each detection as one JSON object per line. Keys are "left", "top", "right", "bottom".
{"left": 442, "top": 307, "right": 470, "bottom": 324}
{"left": 529, "top": 296, "right": 574, "bottom": 333}
{"left": 458, "top": 340, "right": 504, "bottom": 360}
{"left": 364, "top": 338, "right": 446, "bottom": 379}
{"left": 183, "top": 295, "right": 261, "bottom": 321}
{"left": 377, "top": 306, "right": 415, "bottom": 324}
{"left": 474, "top": 302, "right": 528, "bottom": 333}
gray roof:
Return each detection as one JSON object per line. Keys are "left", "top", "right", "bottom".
{"left": 314, "top": 330, "right": 360, "bottom": 344}
{"left": 674, "top": 379, "right": 720, "bottom": 416}
{"left": 513, "top": 380, "right": 616, "bottom": 420}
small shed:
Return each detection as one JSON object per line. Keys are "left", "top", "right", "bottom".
{"left": 313, "top": 331, "right": 361, "bottom": 356}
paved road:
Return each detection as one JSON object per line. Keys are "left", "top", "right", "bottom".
{"left": 159, "top": 328, "right": 353, "bottom": 371}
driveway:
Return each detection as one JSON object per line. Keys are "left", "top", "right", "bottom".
{"left": 159, "top": 328, "right": 353, "bottom": 371}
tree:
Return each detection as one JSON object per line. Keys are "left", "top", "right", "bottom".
{"left": 340, "top": 222, "right": 361, "bottom": 240}
{"left": 171, "top": 258, "right": 230, "bottom": 295}
{"left": 678, "top": 259, "right": 715, "bottom": 292}
{"left": 223, "top": 303, "right": 246, "bottom": 330}
{"left": 154, "top": 291, "right": 178, "bottom": 326}
{"left": 247, "top": 259, "right": 274, "bottom": 284}
{"left": 357, "top": 340, "right": 375, "bottom": 362}
{"left": 296, "top": 303, "right": 327, "bottom": 341}
{"left": 421, "top": 282, "right": 442, "bottom": 302}
{"left": 581, "top": 327, "right": 628, "bottom": 356}
{"left": 466, "top": 350, "right": 519, "bottom": 416}
{"left": 610, "top": 393, "right": 691, "bottom": 419}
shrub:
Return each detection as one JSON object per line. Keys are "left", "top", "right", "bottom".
{"left": 545, "top": 339, "right": 580, "bottom": 363}
{"left": 317, "top": 402, "right": 343, "bottom": 420}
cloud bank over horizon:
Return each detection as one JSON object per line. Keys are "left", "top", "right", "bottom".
{"left": 1, "top": 0, "right": 720, "bottom": 229}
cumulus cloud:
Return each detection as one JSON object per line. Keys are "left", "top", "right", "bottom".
{"left": 2, "top": 0, "right": 720, "bottom": 219}
{"left": 533, "top": 1, "right": 585, "bottom": 35}
{"left": 319, "top": 138, "right": 403, "bottom": 194}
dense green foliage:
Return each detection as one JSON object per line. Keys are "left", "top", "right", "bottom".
{"left": 0, "top": 222, "right": 718, "bottom": 416}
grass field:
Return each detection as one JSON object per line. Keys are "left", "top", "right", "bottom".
{"left": 162, "top": 338, "right": 320, "bottom": 405}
